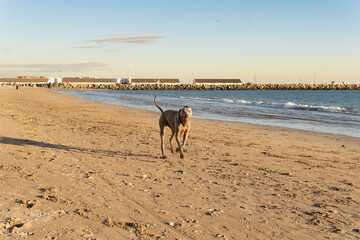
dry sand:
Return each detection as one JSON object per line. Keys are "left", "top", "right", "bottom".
{"left": 0, "top": 87, "right": 359, "bottom": 240}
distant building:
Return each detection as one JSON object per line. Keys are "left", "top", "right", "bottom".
{"left": 193, "top": 79, "right": 242, "bottom": 85}
{"left": 130, "top": 78, "right": 180, "bottom": 84}
{"left": 61, "top": 77, "right": 117, "bottom": 84}
{"left": 17, "top": 76, "right": 48, "bottom": 79}
{"left": 0, "top": 77, "right": 49, "bottom": 83}
{"left": 159, "top": 79, "right": 180, "bottom": 84}
{"left": 120, "top": 78, "right": 131, "bottom": 84}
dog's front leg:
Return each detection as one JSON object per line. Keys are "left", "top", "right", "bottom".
{"left": 182, "top": 129, "right": 189, "bottom": 151}
{"left": 175, "top": 131, "right": 184, "bottom": 159}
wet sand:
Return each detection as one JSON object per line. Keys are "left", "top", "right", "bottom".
{"left": 0, "top": 87, "right": 359, "bottom": 239}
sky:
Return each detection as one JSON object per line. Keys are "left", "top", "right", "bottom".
{"left": 0, "top": 0, "right": 359, "bottom": 84}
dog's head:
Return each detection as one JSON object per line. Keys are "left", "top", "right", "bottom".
{"left": 179, "top": 106, "right": 192, "bottom": 123}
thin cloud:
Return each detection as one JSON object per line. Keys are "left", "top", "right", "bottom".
{"left": 73, "top": 46, "right": 101, "bottom": 49}
{"left": 100, "top": 33, "right": 128, "bottom": 37}
{"left": 86, "top": 35, "right": 165, "bottom": 44}
{"left": 0, "top": 62, "right": 108, "bottom": 72}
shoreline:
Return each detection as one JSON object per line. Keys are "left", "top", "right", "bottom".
{"left": 57, "top": 89, "right": 360, "bottom": 139}
{"left": 58, "top": 87, "right": 360, "bottom": 140}
{"left": 1, "top": 87, "right": 359, "bottom": 239}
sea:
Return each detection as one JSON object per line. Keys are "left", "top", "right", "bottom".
{"left": 58, "top": 90, "right": 360, "bottom": 138}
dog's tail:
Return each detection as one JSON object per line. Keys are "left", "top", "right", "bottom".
{"left": 154, "top": 96, "right": 164, "bottom": 113}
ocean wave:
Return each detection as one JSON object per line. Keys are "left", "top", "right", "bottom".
{"left": 183, "top": 95, "right": 358, "bottom": 114}
{"left": 284, "top": 102, "right": 346, "bottom": 112}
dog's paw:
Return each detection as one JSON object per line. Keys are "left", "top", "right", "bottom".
{"left": 180, "top": 153, "right": 185, "bottom": 159}
{"left": 160, "top": 155, "right": 168, "bottom": 159}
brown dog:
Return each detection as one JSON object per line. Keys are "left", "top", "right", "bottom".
{"left": 154, "top": 96, "right": 192, "bottom": 159}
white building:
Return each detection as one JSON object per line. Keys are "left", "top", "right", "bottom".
{"left": 193, "top": 79, "right": 242, "bottom": 85}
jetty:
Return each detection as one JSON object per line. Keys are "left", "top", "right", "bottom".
{"left": 1, "top": 82, "right": 359, "bottom": 90}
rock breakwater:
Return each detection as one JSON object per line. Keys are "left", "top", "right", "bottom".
{"left": 2, "top": 82, "right": 360, "bottom": 90}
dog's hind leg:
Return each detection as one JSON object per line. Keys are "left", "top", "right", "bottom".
{"left": 160, "top": 127, "right": 167, "bottom": 159}
{"left": 169, "top": 131, "right": 175, "bottom": 153}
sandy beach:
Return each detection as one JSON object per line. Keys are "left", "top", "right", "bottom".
{"left": 0, "top": 87, "right": 359, "bottom": 239}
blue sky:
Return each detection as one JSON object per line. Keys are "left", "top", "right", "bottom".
{"left": 0, "top": 0, "right": 359, "bottom": 83}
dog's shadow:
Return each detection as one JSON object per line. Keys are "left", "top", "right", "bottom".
{"left": 0, "top": 136, "right": 78, "bottom": 151}
{"left": 0, "top": 136, "right": 157, "bottom": 162}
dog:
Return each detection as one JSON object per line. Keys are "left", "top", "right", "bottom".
{"left": 154, "top": 96, "right": 192, "bottom": 159}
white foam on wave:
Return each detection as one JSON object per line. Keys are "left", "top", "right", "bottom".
{"left": 221, "top": 98, "right": 238, "bottom": 103}
{"left": 215, "top": 98, "right": 348, "bottom": 113}
{"left": 284, "top": 102, "right": 345, "bottom": 112}
{"left": 222, "top": 98, "right": 263, "bottom": 105}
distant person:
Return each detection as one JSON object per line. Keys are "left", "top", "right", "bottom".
{"left": 16, "top": 85, "right": 19, "bottom": 90}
